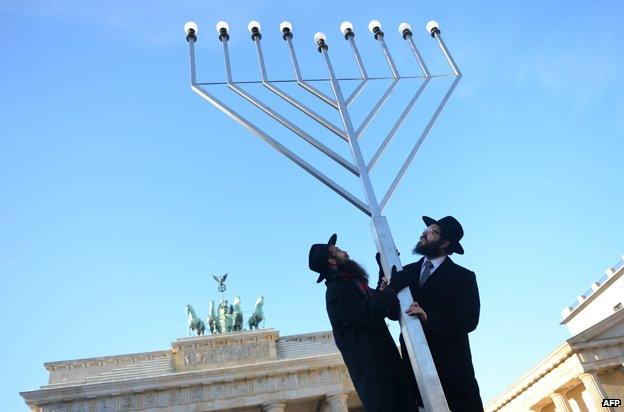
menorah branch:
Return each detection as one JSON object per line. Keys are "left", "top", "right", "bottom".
{"left": 380, "top": 31, "right": 461, "bottom": 211}
{"left": 218, "top": 37, "right": 358, "bottom": 175}
{"left": 247, "top": 35, "right": 348, "bottom": 141}
{"left": 367, "top": 32, "right": 432, "bottom": 171}
{"left": 282, "top": 27, "right": 338, "bottom": 109}
{"left": 343, "top": 27, "right": 368, "bottom": 107}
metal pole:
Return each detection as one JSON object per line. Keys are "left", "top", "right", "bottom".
{"left": 320, "top": 44, "right": 450, "bottom": 412}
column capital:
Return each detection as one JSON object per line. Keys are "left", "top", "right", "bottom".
{"left": 324, "top": 393, "right": 349, "bottom": 412}
{"left": 549, "top": 391, "right": 573, "bottom": 412}
{"left": 262, "top": 402, "right": 286, "bottom": 412}
{"left": 326, "top": 393, "right": 348, "bottom": 402}
{"left": 579, "top": 371, "right": 608, "bottom": 411}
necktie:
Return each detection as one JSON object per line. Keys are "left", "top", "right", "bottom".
{"left": 419, "top": 260, "right": 434, "bottom": 287}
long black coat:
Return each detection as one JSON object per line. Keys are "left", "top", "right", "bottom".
{"left": 324, "top": 271, "right": 417, "bottom": 412}
{"left": 400, "top": 257, "right": 483, "bottom": 412}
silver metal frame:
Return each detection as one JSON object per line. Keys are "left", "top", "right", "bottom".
{"left": 186, "top": 22, "right": 461, "bottom": 412}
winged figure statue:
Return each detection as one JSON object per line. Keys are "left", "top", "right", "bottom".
{"left": 213, "top": 272, "right": 228, "bottom": 293}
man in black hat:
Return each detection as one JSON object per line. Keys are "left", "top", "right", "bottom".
{"left": 392, "top": 215, "right": 483, "bottom": 412}
{"left": 309, "top": 234, "right": 417, "bottom": 412}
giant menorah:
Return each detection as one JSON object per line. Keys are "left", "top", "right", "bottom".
{"left": 184, "top": 18, "right": 461, "bottom": 411}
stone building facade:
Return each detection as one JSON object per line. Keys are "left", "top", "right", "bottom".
{"left": 20, "top": 330, "right": 362, "bottom": 412}
{"left": 485, "top": 255, "right": 624, "bottom": 412}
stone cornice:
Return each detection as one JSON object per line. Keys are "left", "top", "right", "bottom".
{"left": 486, "top": 325, "right": 624, "bottom": 411}
{"left": 43, "top": 350, "right": 171, "bottom": 372}
{"left": 560, "top": 258, "right": 623, "bottom": 324}
{"left": 485, "top": 342, "right": 575, "bottom": 411}
{"left": 567, "top": 308, "right": 624, "bottom": 344}
{"left": 21, "top": 351, "right": 345, "bottom": 406}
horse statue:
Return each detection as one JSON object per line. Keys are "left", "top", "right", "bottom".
{"left": 248, "top": 296, "right": 265, "bottom": 330}
{"left": 231, "top": 296, "right": 243, "bottom": 332}
{"left": 218, "top": 298, "right": 232, "bottom": 333}
{"left": 207, "top": 300, "right": 219, "bottom": 334}
{"left": 186, "top": 304, "right": 206, "bottom": 336}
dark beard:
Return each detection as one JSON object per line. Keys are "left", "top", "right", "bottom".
{"left": 337, "top": 259, "right": 369, "bottom": 284}
{"left": 413, "top": 238, "right": 445, "bottom": 258}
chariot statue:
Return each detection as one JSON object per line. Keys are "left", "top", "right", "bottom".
{"left": 231, "top": 296, "right": 243, "bottom": 332}
{"left": 207, "top": 300, "right": 219, "bottom": 334}
{"left": 218, "top": 298, "right": 232, "bottom": 333}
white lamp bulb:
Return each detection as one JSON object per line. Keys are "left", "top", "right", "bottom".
{"left": 247, "top": 20, "right": 261, "bottom": 33}
{"left": 340, "top": 21, "right": 353, "bottom": 35}
{"left": 426, "top": 20, "right": 440, "bottom": 34}
{"left": 279, "top": 21, "right": 292, "bottom": 32}
{"left": 184, "top": 21, "right": 198, "bottom": 35}
{"left": 368, "top": 20, "right": 381, "bottom": 33}
{"left": 215, "top": 21, "right": 230, "bottom": 33}
{"left": 314, "top": 32, "right": 327, "bottom": 43}
{"left": 398, "top": 22, "right": 411, "bottom": 34}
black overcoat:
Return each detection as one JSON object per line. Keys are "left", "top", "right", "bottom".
{"left": 324, "top": 271, "right": 418, "bottom": 412}
{"left": 400, "top": 257, "right": 483, "bottom": 412}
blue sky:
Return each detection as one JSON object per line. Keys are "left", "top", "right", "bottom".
{"left": 1, "top": 0, "right": 623, "bottom": 410}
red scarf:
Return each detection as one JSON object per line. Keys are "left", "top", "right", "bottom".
{"left": 338, "top": 273, "right": 372, "bottom": 298}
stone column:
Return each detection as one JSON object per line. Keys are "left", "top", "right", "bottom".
{"left": 579, "top": 372, "right": 609, "bottom": 411}
{"left": 324, "top": 393, "right": 349, "bottom": 412}
{"left": 262, "top": 402, "right": 286, "bottom": 412}
{"left": 550, "top": 391, "right": 573, "bottom": 412}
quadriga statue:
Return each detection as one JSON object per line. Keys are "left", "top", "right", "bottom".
{"left": 218, "top": 298, "right": 233, "bottom": 333}
{"left": 248, "top": 296, "right": 265, "bottom": 330}
{"left": 186, "top": 304, "right": 206, "bottom": 336}
{"left": 207, "top": 300, "right": 219, "bottom": 334}
{"left": 231, "top": 296, "right": 243, "bottom": 332}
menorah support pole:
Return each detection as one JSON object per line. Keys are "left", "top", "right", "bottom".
{"left": 320, "top": 44, "right": 450, "bottom": 412}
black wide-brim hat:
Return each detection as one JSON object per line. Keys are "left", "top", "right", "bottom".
{"left": 309, "top": 234, "right": 337, "bottom": 283}
{"left": 422, "top": 215, "right": 465, "bottom": 255}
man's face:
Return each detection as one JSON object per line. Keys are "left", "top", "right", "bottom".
{"left": 414, "top": 224, "right": 448, "bottom": 257}
{"left": 327, "top": 244, "right": 349, "bottom": 267}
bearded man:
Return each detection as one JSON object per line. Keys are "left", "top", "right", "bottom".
{"left": 309, "top": 234, "right": 417, "bottom": 412}
{"left": 396, "top": 216, "right": 483, "bottom": 412}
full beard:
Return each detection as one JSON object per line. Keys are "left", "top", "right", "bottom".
{"left": 337, "top": 259, "right": 369, "bottom": 284}
{"left": 413, "top": 238, "right": 444, "bottom": 258}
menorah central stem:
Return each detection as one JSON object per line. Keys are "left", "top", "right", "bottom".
{"left": 320, "top": 46, "right": 449, "bottom": 412}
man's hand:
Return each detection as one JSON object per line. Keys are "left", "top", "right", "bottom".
{"left": 387, "top": 265, "right": 411, "bottom": 293}
{"left": 405, "top": 301, "right": 427, "bottom": 323}
{"left": 378, "top": 277, "right": 389, "bottom": 291}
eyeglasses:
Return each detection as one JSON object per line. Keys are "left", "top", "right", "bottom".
{"left": 423, "top": 227, "right": 442, "bottom": 236}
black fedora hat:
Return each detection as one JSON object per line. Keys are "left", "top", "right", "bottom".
{"left": 309, "top": 234, "right": 337, "bottom": 283}
{"left": 422, "top": 215, "right": 465, "bottom": 255}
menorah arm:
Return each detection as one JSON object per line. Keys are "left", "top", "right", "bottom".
{"left": 345, "top": 34, "right": 368, "bottom": 107}
{"left": 250, "top": 37, "right": 347, "bottom": 141}
{"left": 367, "top": 33, "right": 433, "bottom": 171}
{"left": 367, "top": 77, "right": 431, "bottom": 171}
{"left": 191, "top": 84, "right": 371, "bottom": 216}
{"left": 379, "top": 75, "right": 461, "bottom": 211}
{"left": 379, "top": 31, "right": 462, "bottom": 211}
{"left": 354, "top": 33, "right": 401, "bottom": 139}
{"left": 284, "top": 37, "right": 338, "bottom": 109}
{"left": 225, "top": 82, "right": 358, "bottom": 175}
{"left": 406, "top": 34, "right": 431, "bottom": 78}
